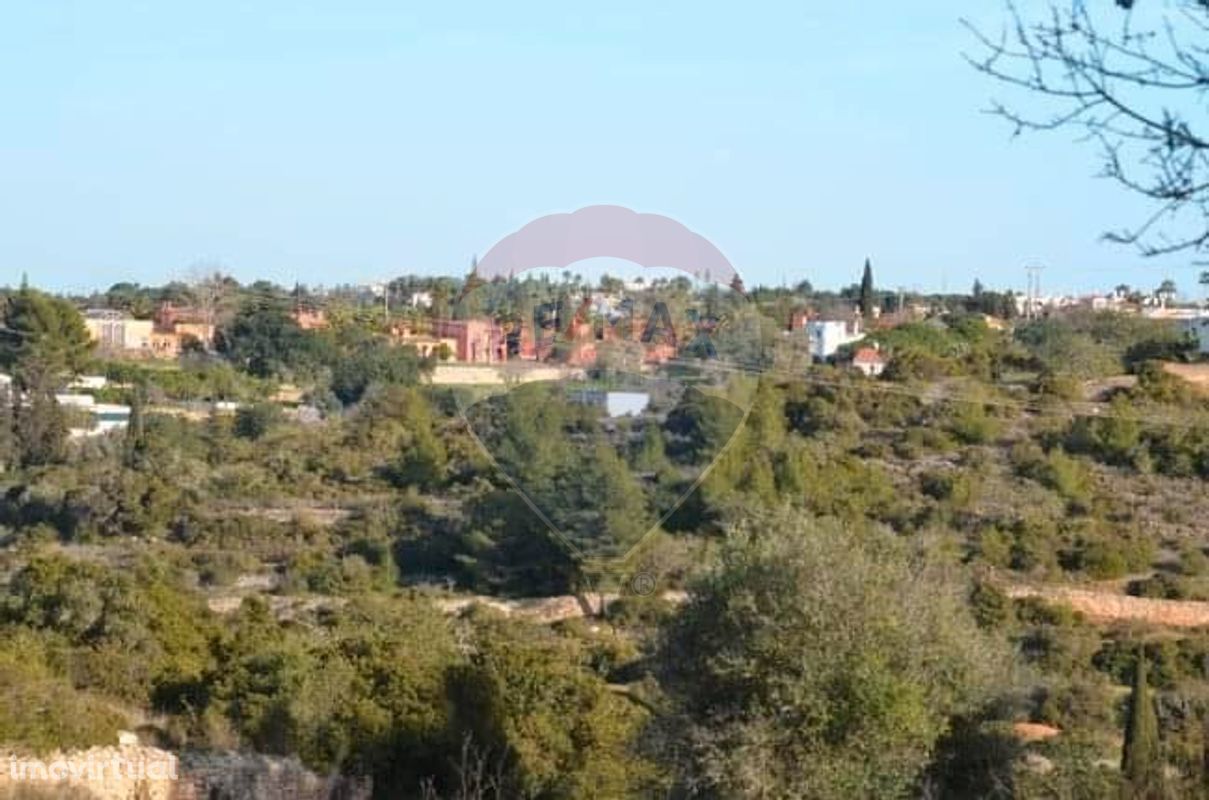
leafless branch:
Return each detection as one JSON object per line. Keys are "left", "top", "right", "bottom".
{"left": 964, "top": 0, "right": 1209, "bottom": 256}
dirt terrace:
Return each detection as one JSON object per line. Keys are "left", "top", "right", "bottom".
{"left": 1005, "top": 583, "right": 1209, "bottom": 628}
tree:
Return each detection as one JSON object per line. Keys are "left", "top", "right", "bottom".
{"left": 1156, "top": 279, "right": 1177, "bottom": 307}
{"left": 188, "top": 267, "right": 236, "bottom": 339}
{"left": 598, "top": 274, "right": 624, "bottom": 294}
{"left": 1200, "top": 270, "right": 1209, "bottom": 303}
{"left": 0, "top": 288, "right": 86, "bottom": 466}
{"left": 329, "top": 339, "right": 427, "bottom": 405}
{"left": 0, "top": 633, "right": 127, "bottom": 752}
{"left": 968, "top": 2, "right": 1209, "bottom": 256}
{"left": 663, "top": 386, "right": 745, "bottom": 464}
{"left": 655, "top": 510, "right": 1003, "bottom": 799}
{"left": 464, "top": 382, "right": 654, "bottom": 572}
{"left": 449, "top": 611, "right": 658, "bottom": 798}
{"left": 0, "top": 286, "right": 92, "bottom": 379}
{"left": 12, "top": 363, "right": 68, "bottom": 466}
{"left": 233, "top": 403, "right": 281, "bottom": 441}
{"left": 1121, "top": 651, "right": 1164, "bottom": 799}
{"left": 859, "top": 257, "right": 876, "bottom": 319}
{"left": 0, "top": 384, "right": 14, "bottom": 470}
{"left": 124, "top": 380, "right": 148, "bottom": 468}
{"left": 217, "top": 295, "right": 320, "bottom": 378}
{"left": 389, "top": 389, "right": 448, "bottom": 489}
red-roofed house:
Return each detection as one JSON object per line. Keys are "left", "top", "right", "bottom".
{"left": 851, "top": 346, "right": 887, "bottom": 377}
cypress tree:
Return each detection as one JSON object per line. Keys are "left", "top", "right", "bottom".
{"left": 124, "top": 380, "right": 148, "bottom": 469}
{"left": 1122, "top": 652, "right": 1164, "bottom": 799}
{"left": 859, "top": 258, "right": 875, "bottom": 320}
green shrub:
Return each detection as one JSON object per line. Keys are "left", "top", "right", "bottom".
{"left": 1011, "top": 519, "right": 1060, "bottom": 573}
{"left": 1128, "top": 573, "right": 1189, "bottom": 600}
{"left": 975, "top": 527, "right": 1014, "bottom": 569}
{"left": 971, "top": 581, "right": 1011, "bottom": 629}
{"left": 947, "top": 400, "right": 1002, "bottom": 445}
{"left": 234, "top": 403, "right": 281, "bottom": 440}
{"left": 1179, "top": 546, "right": 1209, "bottom": 577}
{"left": 0, "top": 634, "right": 126, "bottom": 753}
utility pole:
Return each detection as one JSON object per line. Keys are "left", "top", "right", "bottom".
{"left": 1025, "top": 264, "right": 1044, "bottom": 320}
{"left": 1024, "top": 269, "right": 1032, "bottom": 321}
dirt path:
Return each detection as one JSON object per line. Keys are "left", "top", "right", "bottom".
{"left": 432, "top": 590, "right": 689, "bottom": 624}
{"left": 1162, "top": 363, "right": 1209, "bottom": 394}
{"left": 1005, "top": 583, "right": 1209, "bottom": 628}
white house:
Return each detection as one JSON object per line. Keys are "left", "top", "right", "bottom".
{"left": 806, "top": 318, "right": 864, "bottom": 361}
{"left": 55, "top": 393, "right": 96, "bottom": 410}
{"left": 566, "top": 389, "right": 651, "bottom": 417}
{"left": 55, "top": 393, "right": 131, "bottom": 438}
{"left": 69, "top": 375, "right": 108, "bottom": 391}
{"left": 1084, "top": 294, "right": 1128, "bottom": 311}
{"left": 851, "top": 346, "right": 888, "bottom": 377}
{"left": 1181, "top": 315, "right": 1209, "bottom": 355}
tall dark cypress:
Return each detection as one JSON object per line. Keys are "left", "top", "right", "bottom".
{"left": 124, "top": 380, "right": 148, "bottom": 468}
{"left": 1122, "top": 652, "right": 1163, "bottom": 799}
{"left": 859, "top": 258, "right": 875, "bottom": 320}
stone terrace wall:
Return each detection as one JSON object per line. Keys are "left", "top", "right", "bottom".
{"left": 175, "top": 751, "right": 369, "bottom": 800}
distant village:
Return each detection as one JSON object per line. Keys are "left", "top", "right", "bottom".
{"left": 11, "top": 265, "right": 1208, "bottom": 438}
{"left": 794, "top": 283, "right": 1209, "bottom": 377}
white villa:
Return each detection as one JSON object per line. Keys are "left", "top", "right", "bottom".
{"left": 806, "top": 318, "right": 865, "bottom": 361}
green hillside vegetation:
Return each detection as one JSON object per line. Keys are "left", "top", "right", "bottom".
{"left": 0, "top": 279, "right": 1207, "bottom": 797}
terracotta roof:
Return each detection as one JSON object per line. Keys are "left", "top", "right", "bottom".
{"left": 852, "top": 347, "right": 885, "bottom": 364}
{"left": 1011, "top": 722, "right": 1061, "bottom": 742}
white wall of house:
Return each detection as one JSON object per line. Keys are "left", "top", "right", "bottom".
{"left": 853, "top": 359, "right": 885, "bottom": 377}
{"left": 806, "top": 319, "right": 864, "bottom": 360}
{"left": 1182, "top": 316, "right": 1209, "bottom": 355}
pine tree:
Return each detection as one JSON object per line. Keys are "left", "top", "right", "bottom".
{"left": 1122, "top": 652, "right": 1164, "bottom": 799}
{"left": 15, "top": 385, "right": 67, "bottom": 467}
{"left": 859, "top": 258, "right": 875, "bottom": 320}
{"left": 0, "top": 384, "right": 15, "bottom": 471}
{"left": 1, "top": 285, "right": 93, "bottom": 377}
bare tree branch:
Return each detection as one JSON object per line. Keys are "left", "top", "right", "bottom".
{"left": 965, "top": 0, "right": 1209, "bottom": 257}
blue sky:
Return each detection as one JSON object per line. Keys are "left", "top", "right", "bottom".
{"left": 0, "top": 1, "right": 1200, "bottom": 296}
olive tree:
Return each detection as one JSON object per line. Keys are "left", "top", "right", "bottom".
{"left": 655, "top": 510, "right": 1007, "bottom": 799}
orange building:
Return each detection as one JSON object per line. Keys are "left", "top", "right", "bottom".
{"left": 391, "top": 318, "right": 507, "bottom": 363}
{"left": 433, "top": 319, "right": 508, "bottom": 363}
{"left": 149, "top": 330, "right": 183, "bottom": 358}
{"left": 154, "top": 304, "right": 216, "bottom": 350}
{"left": 291, "top": 307, "right": 329, "bottom": 330}
{"left": 530, "top": 300, "right": 680, "bottom": 367}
